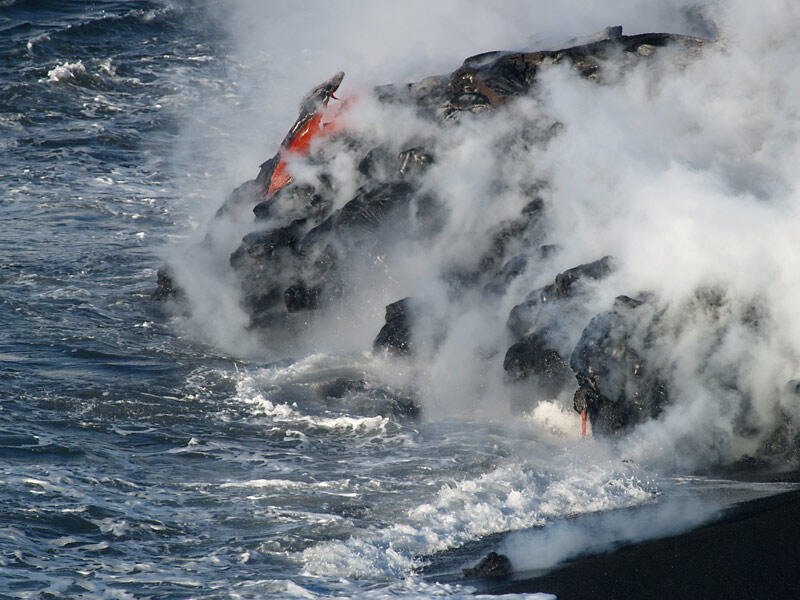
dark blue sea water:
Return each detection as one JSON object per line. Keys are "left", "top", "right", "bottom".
{"left": 2, "top": 2, "right": 797, "bottom": 599}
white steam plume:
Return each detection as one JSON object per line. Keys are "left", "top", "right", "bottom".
{"left": 499, "top": 494, "right": 720, "bottom": 573}
{"left": 165, "top": 0, "right": 800, "bottom": 472}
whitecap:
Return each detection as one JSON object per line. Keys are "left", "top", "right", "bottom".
{"left": 220, "top": 478, "right": 303, "bottom": 490}
{"left": 98, "top": 58, "right": 116, "bottom": 76}
{"left": 45, "top": 60, "right": 87, "bottom": 83}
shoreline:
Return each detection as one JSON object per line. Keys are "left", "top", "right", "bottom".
{"left": 486, "top": 486, "right": 800, "bottom": 599}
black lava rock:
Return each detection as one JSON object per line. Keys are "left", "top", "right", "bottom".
{"left": 215, "top": 178, "right": 266, "bottom": 218}
{"left": 463, "top": 552, "right": 512, "bottom": 579}
{"left": 284, "top": 283, "right": 320, "bottom": 312}
{"left": 153, "top": 266, "right": 183, "bottom": 301}
{"left": 229, "top": 220, "right": 304, "bottom": 269}
{"left": 398, "top": 146, "right": 434, "bottom": 177}
{"left": 373, "top": 298, "right": 414, "bottom": 354}
{"left": 504, "top": 329, "right": 572, "bottom": 389}
{"left": 554, "top": 256, "right": 614, "bottom": 298}
{"left": 570, "top": 295, "right": 668, "bottom": 435}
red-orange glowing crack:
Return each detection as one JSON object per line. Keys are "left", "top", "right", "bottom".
{"left": 266, "top": 75, "right": 351, "bottom": 198}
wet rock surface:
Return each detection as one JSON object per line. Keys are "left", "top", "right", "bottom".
{"left": 504, "top": 330, "right": 572, "bottom": 386}
{"left": 153, "top": 266, "right": 182, "bottom": 301}
{"left": 570, "top": 295, "right": 668, "bottom": 435}
{"left": 506, "top": 256, "right": 615, "bottom": 340}
{"left": 462, "top": 552, "right": 512, "bottom": 579}
{"left": 373, "top": 298, "right": 414, "bottom": 355}
{"left": 317, "top": 377, "right": 419, "bottom": 418}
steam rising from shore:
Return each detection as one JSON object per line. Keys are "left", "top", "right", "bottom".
{"left": 166, "top": 0, "right": 800, "bottom": 472}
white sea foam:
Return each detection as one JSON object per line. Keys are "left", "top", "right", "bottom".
{"left": 234, "top": 382, "right": 389, "bottom": 434}
{"left": 220, "top": 478, "right": 303, "bottom": 490}
{"left": 98, "top": 58, "right": 115, "bottom": 75}
{"left": 244, "top": 579, "right": 557, "bottom": 600}
{"left": 250, "top": 353, "right": 371, "bottom": 385}
{"left": 45, "top": 60, "right": 87, "bottom": 83}
{"left": 302, "top": 458, "right": 656, "bottom": 579}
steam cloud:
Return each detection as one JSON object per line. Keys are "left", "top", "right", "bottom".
{"left": 165, "top": 0, "right": 800, "bottom": 474}
{"left": 499, "top": 494, "right": 720, "bottom": 573}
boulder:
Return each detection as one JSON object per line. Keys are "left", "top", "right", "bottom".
{"left": 318, "top": 377, "right": 419, "bottom": 418}
{"left": 484, "top": 254, "right": 528, "bottom": 296}
{"left": 356, "top": 145, "right": 394, "bottom": 180}
{"left": 503, "top": 329, "right": 572, "bottom": 390}
{"left": 432, "top": 30, "right": 705, "bottom": 119}
{"left": 336, "top": 181, "right": 416, "bottom": 233}
{"left": 398, "top": 146, "right": 434, "bottom": 177}
{"left": 570, "top": 295, "right": 668, "bottom": 435}
{"left": 463, "top": 552, "right": 512, "bottom": 579}
{"left": 554, "top": 256, "right": 614, "bottom": 298}
{"left": 507, "top": 256, "right": 614, "bottom": 339}
{"left": 374, "top": 298, "right": 414, "bottom": 354}
{"left": 152, "top": 266, "right": 183, "bottom": 301}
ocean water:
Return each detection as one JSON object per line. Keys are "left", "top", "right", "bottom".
{"left": 2, "top": 1, "right": 799, "bottom": 599}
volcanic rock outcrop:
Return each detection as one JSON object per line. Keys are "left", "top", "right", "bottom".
{"left": 157, "top": 27, "right": 713, "bottom": 436}
{"left": 570, "top": 294, "right": 669, "bottom": 435}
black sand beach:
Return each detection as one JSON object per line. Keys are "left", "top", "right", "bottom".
{"left": 488, "top": 487, "right": 800, "bottom": 599}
